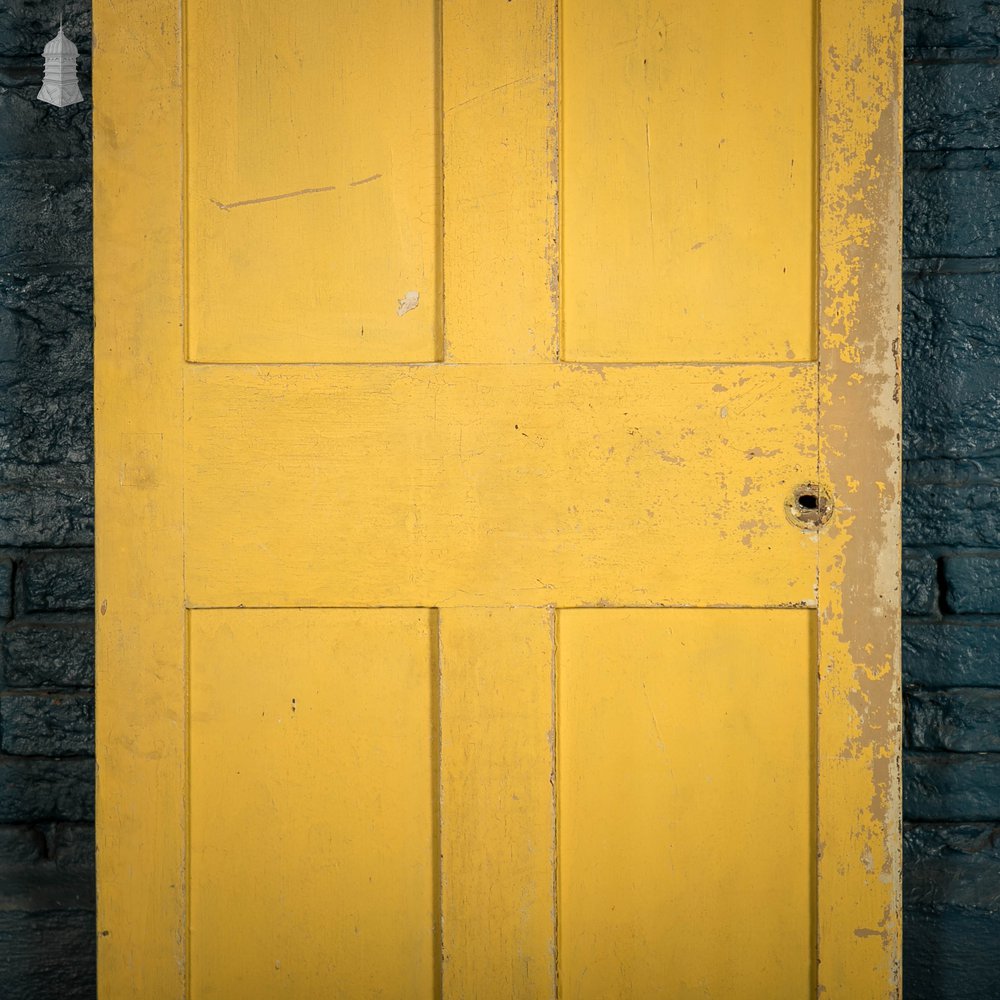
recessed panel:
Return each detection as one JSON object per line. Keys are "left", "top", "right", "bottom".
{"left": 189, "top": 609, "right": 437, "bottom": 998}
{"left": 558, "top": 608, "right": 815, "bottom": 997}
{"left": 186, "top": 3, "right": 440, "bottom": 362}
{"left": 562, "top": 0, "right": 815, "bottom": 361}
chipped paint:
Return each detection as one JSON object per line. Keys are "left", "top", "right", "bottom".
{"left": 396, "top": 291, "right": 420, "bottom": 317}
{"left": 816, "top": 1, "right": 902, "bottom": 995}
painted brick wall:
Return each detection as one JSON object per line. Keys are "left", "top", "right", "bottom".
{"left": 903, "top": 2, "right": 1000, "bottom": 997}
{"left": 0, "top": 1, "right": 96, "bottom": 997}
{"left": 2, "top": 0, "right": 998, "bottom": 997}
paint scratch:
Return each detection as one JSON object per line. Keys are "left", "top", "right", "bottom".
{"left": 645, "top": 121, "right": 655, "bottom": 257}
{"left": 211, "top": 184, "right": 338, "bottom": 211}
{"left": 641, "top": 680, "right": 666, "bottom": 751}
{"left": 445, "top": 74, "right": 538, "bottom": 113}
{"left": 350, "top": 173, "right": 383, "bottom": 187}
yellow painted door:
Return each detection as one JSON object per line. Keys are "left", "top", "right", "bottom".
{"left": 94, "top": 2, "right": 902, "bottom": 998}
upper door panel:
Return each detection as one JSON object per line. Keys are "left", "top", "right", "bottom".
{"left": 186, "top": 2, "right": 441, "bottom": 363}
{"left": 561, "top": 0, "right": 816, "bottom": 363}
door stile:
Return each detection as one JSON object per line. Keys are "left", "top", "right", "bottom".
{"left": 816, "top": 2, "right": 902, "bottom": 997}
{"left": 439, "top": 608, "right": 558, "bottom": 998}
{"left": 93, "top": 0, "right": 188, "bottom": 996}
{"left": 438, "top": 2, "right": 560, "bottom": 990}
{"left": 442, "top": 0, "right": 559, "bottom": 364}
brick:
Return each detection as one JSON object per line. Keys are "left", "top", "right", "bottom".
{"left": 0, "top": 264, "right": 93, "bottom": 475}
{"left": 0, "top": 272, "right": 94, "bottom": 480}
{"left": 943, "top": 554, "right": 1000, "bottom": 613}
{"left": 0, "top": 861, "right": 94, "bottom": 912}
{"left": 904, "top": 483, "right": 1000, "bottom": 547}
{"left": 905, "top": 620, "right": 1000, "bottom": 686}
{"left": 906, "top": 455, "right": 1000, "bottom": 487}
{"left": 0, "top": 266, "right": 94, "bottom": 404}
{"left": 0, "top": 692, "right": 93, "bottom": 755}
{"left": 905, "top": 63, "right": 1000, "bottom": 152}
{"left": 0, "top": 910, "right": 95, "bottom": 1000}
{"left": 905, "top": 151, "right": 1000, "bottom": 259}
{"left": 905, "top": 0, "right": 1000, "bottom": 59}
{"left": 2, "top": 619, "right": 94, "bottom": 687}
{"left": 904, "top": 823, "right": 1000, "bottom": 1000}
{"left": 905, "top": 751, "right": 1000, "bottom": 821}
{"left": 906, "top": 822, "right": 1000, "bottom": 907}
{"left": 904, "top": 266, "right": 1000, "bottom": 343}
{"left": 0, "top": 1, "right": 91, "bottom": 58}
{"left": 51, "top": 822, "right": 92, "bottom": 869}
{"left": 907, "top": 688, "right": 1000, "bottom": 751}
{"left": 903, "top": 550, "right": 939, "bottom": 616}
{"left": 0, "top": 827, "right": 93, "bottom": 912}
{"left": 0, "top": 558, "right": 11, "bottom": 620}
{"left": 904, "top": 335, "right": 1000, "bottom": 459}
{"left": 904, "top": 271, "right": 1000, "bottom": 459}
{"left": 0, "top": 825, "right": 45, "bottom": 864}
{"left": 0, "top": 757, "right": 93, "bottom": 822}
{"left": 0, "top": 270, "right": 93, "bottom": 373}
{"left": 0, "top": 376, "right": 93, "bottom": 484}
{"left": 0, "top": 485, "right": 93, "bottom": 547}
{"left": 0, "top": 53, "right": 90, "bottom": 90}
{"left": 18, "top": 549, "right": 93, "bottom": 613}
{"left": 905, "top": 906, "right": 1000, "bottom": 1000}
{"left": 0, "top": 79, "right": 92, "bottom": 161}
{"left": 0, "top": 160, "right": 90, "bottom": 271}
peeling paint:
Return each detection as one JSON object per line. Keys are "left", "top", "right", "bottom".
{"left": 396, "top": 291, "right": 420, "bottom": 317}
{"left": 816, "top": 2, "right": 902, "bottom": 995}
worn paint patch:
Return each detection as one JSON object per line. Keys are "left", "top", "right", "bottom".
{"left": 396, "top": 291, "right": 420, "bottom": 317}
{"left": 816, "top": 2, "right": 903, "bottom": 996}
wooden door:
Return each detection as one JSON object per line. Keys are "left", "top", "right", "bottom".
{"left": 94, "top": 2, "right": 902, "bottom": 997}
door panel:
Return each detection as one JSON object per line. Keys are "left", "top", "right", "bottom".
{"left": 189, "top": 608, "right": 438, "bottom": 998}
{"left": 562, "top": 0, "right": 815, "bottom": 362}
{"left": 186, "top": 2, "right": 440, "bottom": 363}
{"left": 558, "top": 608, "right": 815, "bottom": 998}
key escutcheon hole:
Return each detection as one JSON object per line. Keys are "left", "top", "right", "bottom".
{"left": 785, "top": 483, "right": 833, "bottom": 529}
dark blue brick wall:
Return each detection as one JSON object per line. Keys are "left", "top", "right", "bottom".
{"left": 0, "top": 2, "right": 95, "bottom": 998}
{"left": 903, "top": 2, "right": 1000, "bottom": 997}
{"left": 1, "top": 0, "right": 997, "bottom": 996}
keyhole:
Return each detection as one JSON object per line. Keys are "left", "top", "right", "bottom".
{"left": 786, "top": 484, "right": 832, "bottom": 529}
